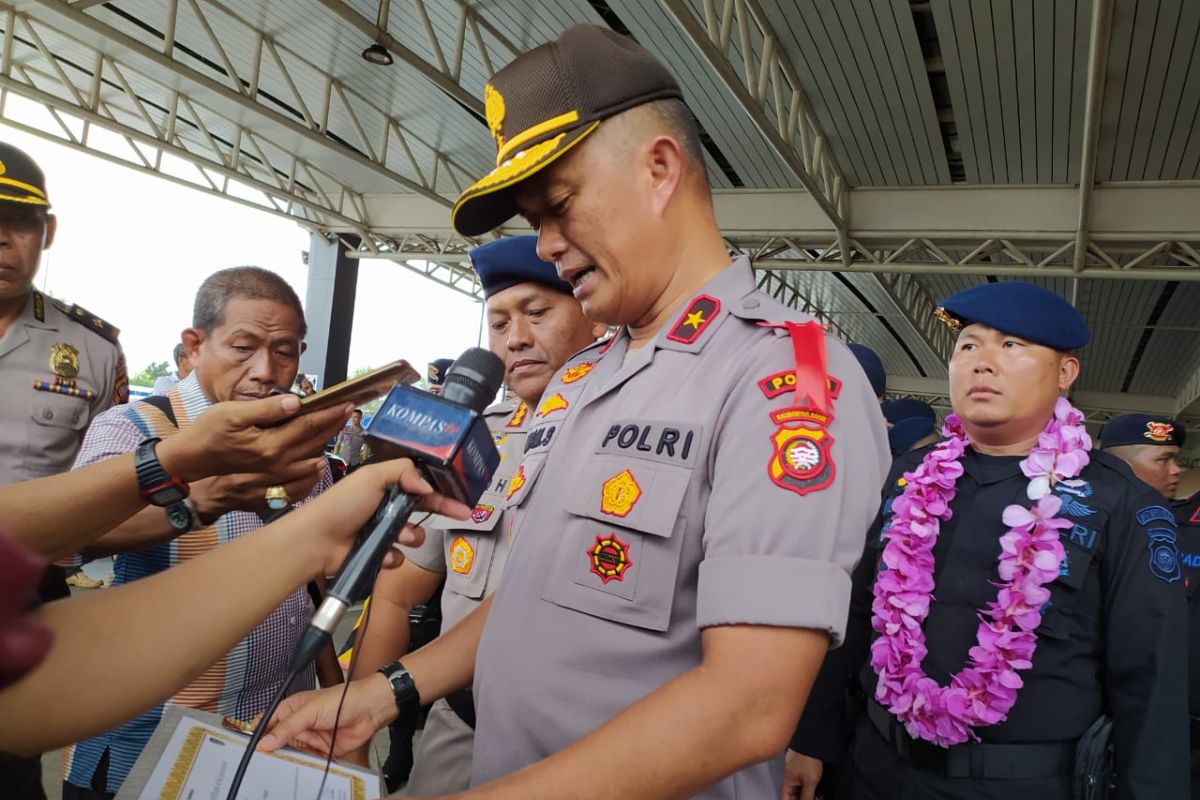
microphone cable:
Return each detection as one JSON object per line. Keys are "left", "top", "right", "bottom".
{"left": 223, "top": 508, "right": 432, "bottom": 799}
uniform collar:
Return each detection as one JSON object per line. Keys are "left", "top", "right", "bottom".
{"left": 21, "top": 290, "right": 55, "bottom": 331}
{"left": 961, "top": 447, "right": 1025, "bottom": 485}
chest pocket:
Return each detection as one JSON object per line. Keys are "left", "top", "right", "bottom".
{"left": 541, "top": 454, "right": 692, "bottom": 632}
{"left": 439, "top": 491, "right": 505, "bottom": 600}
{"left": 1038, "top": 524, "right": 1103, "bottom": 640}
{"left": 26, "top": 390, "right": 92, "bottom": 476}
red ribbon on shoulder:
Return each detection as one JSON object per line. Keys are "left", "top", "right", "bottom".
{"left": 782, "top": 321, "right": 831, "bottom": 416}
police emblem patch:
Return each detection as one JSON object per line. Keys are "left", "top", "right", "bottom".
{"left": 449, "top": 536, "right": 475, "bottom": 575}
{"left": 471, "top": 504, "right": 495, "bottom": 524}
{"left": 561, "top": 362, "right": 594, "bottom": 384}
{"left": 1146, "top": 528, "right": 1181, "bottom": 583}
{"left": 600, "top": 469, "right": 642, "bottom": 517}
{"left": 537, "top": 392, "right": 569, "bottom": 418}
{"left": 768, "top": 423, "right": 835, "bottom": 496}
{"left": 1144, "top": 421, "right": 1174, "bottom": 442}
{"left": 484, "top": 83, "right": 506, "bottom": 145}
{"left": 507, "top": 402, "right": 528, "bottom": 428}
{"left": 506, "top": 465, "right": 526, "bottom": 501}
{"left": 49, "top": 342, "right": 80, "bottom": 379}
{"left": 589, "top": 533, "right": 633, "bottom": 584}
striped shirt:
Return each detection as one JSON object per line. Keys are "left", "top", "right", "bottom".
{"left": 62, "top": 372, "right": 330, "bottom": 793}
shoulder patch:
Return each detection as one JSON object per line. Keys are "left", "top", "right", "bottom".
{"left": 61, "top": 302, "right": 121, "bottom": 345}
{"left": 1147, "top": 527, "right": 1182, "bottom": 583}
{"left": 757, "top": 369, "right": 842, "bottom": 401}
{"left": 1136, "top": 505, "right": 1176, "bottom": 527}
{"left": 666, "top": 294, "right": 720, "bottom": 344}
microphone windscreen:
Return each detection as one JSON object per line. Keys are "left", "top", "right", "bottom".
{"left": 441, "top": 348, "right": 505, "bottom": 412}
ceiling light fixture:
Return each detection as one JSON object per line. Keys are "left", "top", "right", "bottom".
{"left": 361, "top": 43, "right": 393, "bottom": 65}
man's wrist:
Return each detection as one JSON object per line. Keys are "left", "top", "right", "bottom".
{"left": 368, "top": 672, "right": 403, "bottom": 725}
{"left": 155, "top": 435, "right": 204, "bottom": 484}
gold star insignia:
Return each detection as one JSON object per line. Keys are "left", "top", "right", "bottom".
{"left": 684, "top": 310, "right": 706, "bottom": 330}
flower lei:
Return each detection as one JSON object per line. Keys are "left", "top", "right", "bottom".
{"left": 869, "top": 397, "right": 1092, "bottom": 747}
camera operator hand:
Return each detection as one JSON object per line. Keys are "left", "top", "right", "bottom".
{"left": 0, "top": 457, "right": 471, "bottom": 757}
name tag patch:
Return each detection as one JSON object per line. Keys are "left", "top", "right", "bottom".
{"left": 598, "top": 420, "right": 700, "bottom": 467}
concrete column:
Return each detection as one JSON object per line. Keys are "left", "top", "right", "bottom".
{"left": 299, "top": 232, "right": 359, "bottom": 389}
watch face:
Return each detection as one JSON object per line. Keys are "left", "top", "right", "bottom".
{"left": 165, "top": 502, "right": 193, "bottom": 532}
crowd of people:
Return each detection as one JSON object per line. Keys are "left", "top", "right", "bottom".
{"left": 0, "top": 21, "right": 1196, "bottom": 800}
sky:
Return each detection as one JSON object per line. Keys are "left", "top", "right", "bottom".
{"left": 1, "top": 101, "right": 484, "bottom": 388}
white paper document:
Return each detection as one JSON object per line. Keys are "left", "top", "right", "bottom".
{"left": 133, "top": 715, "right": 381, "bottom": 800}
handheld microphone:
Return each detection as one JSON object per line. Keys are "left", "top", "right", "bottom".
{"left": 293, "top": 348, "right": 504, "bottom": 664}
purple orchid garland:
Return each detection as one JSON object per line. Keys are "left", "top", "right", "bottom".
{"left": 869, "top": 397, "right": 1092, "bottom": 747}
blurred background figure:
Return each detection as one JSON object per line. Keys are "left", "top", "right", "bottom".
{"left": 426, "top": 357, "right": 454, "bottom": 396}
{"left": 848, "top": 342, "right": 886, "bottom": 402}
{"left": 151, "top": 343, "right": 193, "bottom": 396}
{"left": 881, "top": 398, "right": 939, "bottom": 457}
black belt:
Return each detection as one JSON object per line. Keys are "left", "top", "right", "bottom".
{"left": 445, "top": 689, "right": 476, "bottom": 729}
{"left": 867, "top": 699, "right": 1076, "bottom": 779}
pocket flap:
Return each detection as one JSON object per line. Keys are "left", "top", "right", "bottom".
{"left": 563, "top": 456, "right": 691, "bottom": 536}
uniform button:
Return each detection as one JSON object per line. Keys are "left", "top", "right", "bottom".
{"left": 72, "top": 413, "right": 81, "bottom": 424}
{"left": 288, "top": 616, "right": 297, "bottom": 625}
{"left": 743, "top": 299, "right": 760, "bottom": 309}
{"left": 42, "top": 409, "right": 53, "bottom": 420}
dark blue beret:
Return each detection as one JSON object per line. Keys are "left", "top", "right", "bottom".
{"left": 848, "top": 343, "right": 886, "bottom": 398}
{"left": 1100, "top": 413, "right": 1185, "bottom": 449}
{"left": 936, "top": 282, "right": 1089, "bottom": 350}
{"left": 889, "top": 415, "right": 937, "bottom": 456}
{"left": 470, "top": 235, "right": 572, "bottom": 299}
{"left": 881, "top": 398, "right": 937, "bottom": 426}
{"left": 427, "top": 358, "right": 455, "bottom": 386}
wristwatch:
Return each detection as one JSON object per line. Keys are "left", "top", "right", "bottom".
{"left": 134, "top": 437, "right": 195, "bottom": 533}
{"left": 378, "top": 661, "right": 421, "bottom": 715}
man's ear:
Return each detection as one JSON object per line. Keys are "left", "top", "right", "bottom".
{"left": 1058, "top": 355, "right": 1081, "bottom": 393}
{"left": 645, "top": 135, "right": 685, "bottom": 218}
{"left": 181, "top": 328, "right": 204, "bottom": 362}
{"left": 300, "top": 342, "right": 307, "bottom": 355}
{"left": 42, "top": 214, "right": 57, "bottom": 250}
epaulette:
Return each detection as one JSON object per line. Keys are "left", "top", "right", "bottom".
{"left": 57, "top": 300, "right": 121, "bottom": 345}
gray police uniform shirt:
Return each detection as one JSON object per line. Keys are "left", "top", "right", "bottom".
{"left": 470, "top": 258, "right": 890, "bottom": 797}
{"left": 404, "top": 396, "right": 530, "bottom": 630}
{"left": 0, "top": 289, "right": 127, "bottom": 485}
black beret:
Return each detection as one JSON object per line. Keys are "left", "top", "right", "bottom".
{"left": 470, "top": 236, "right": 573, "bottom": 299}
{"left": 1100, "top": 413, "right": 1185, "bottom": 449}
{"left": 936, "top": 282, "right": 1089, "bottom": 350}
{"left": 848, "top": 343, "right": 886, "bottom": 397}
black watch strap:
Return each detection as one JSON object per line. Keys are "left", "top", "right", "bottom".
{"left": 134, "top": 438, "right": 194, "bottom": 533}
{"left": 379, "top": 661, "right": 421, "bottom": 715}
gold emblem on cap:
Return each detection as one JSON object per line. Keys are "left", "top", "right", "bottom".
{"left": 933, "top": 307, "right": 961, "bottom": 332}
{"left": 49, "top": 342, "right": 80, "bottom": 379}
{"left": 485, "top": 83, "right": 506, "bottom": 146}
{"left": 0, "top": 160, "right": 6, "bottom": 176}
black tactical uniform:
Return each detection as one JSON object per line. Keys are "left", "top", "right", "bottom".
{"left": 794, "top": 446, "right": 1189, "bottom": 800}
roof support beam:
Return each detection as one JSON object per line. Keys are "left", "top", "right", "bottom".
{"left": 661, "top": 0, "right": 848, "bottom": 250}
{"left": 1073, "top": 0, "right": 1114, "bottom": 271}
{"left": 17, "top": 0, "right": 461, "bottom": 204}
{"left": 311, "top": 0, "right": 519, "bottom": 117}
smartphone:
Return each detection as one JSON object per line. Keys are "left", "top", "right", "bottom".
{"left": 296, "top": 360, "right": 420, "bottom": 413}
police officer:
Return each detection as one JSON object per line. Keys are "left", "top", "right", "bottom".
{"left": 788, "top": 282, "right": 1188, "bottom": 800}
{"left": 1100, "top": 414, "right": 1199, "bottom": 797}
{"left": 427, "top": 357, "right": 454, "bottom": 395}
{"left": 0, "top": 143, "right": 127, "bottom": 491}
{"left": 347, "top": 235, "right": 606, "bottom": 794}
{"left": 263, "top": 24, "right": 889, "bottom": 799}
{"left": 0, "top": 141, "right": 126, "bottom": 800}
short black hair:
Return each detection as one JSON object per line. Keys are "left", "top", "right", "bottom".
{"left": 193, "top": 266, "right": 306, "bottom": 338}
